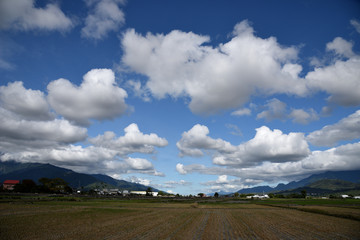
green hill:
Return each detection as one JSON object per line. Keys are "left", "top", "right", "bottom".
{"left": 307, "top": 179, "right": 359, "bottom": 191}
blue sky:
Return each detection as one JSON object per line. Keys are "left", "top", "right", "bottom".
{"left": 1, "top": 0, "right": 360, "bottom": 195}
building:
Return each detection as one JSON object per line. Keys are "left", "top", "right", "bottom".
{"left": 2, "top": 180, "right": 20, "bottom": 190}
{"left": 130, "top": 191, "right": 159, "bottom": 196}
{"left": 250, "top": 194, "right": 269, "bottom": 199}
{"left": 130, "top": 191, "right": 147, "bottom": 195}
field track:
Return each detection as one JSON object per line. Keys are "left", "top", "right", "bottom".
{"left": 1, "top": 201, "right": 360, "bottom": 239}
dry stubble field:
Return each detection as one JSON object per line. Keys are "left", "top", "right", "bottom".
{"left": 1, "top": 198, "right": 360, "bottom": 240}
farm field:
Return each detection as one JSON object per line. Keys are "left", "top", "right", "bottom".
{"left": 1, "top": 197, "right": 360, "bottom": 240}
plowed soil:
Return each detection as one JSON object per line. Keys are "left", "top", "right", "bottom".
{"left": 1, "top": 201, "right": 359, "bottom": 240}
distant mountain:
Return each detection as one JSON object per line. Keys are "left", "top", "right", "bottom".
{"left": 0, "top": 161, "right": 159, "bottom": 191}
{"left": 237, "top": 170, "right": 360, "bottom": 194}
{"left": 208, "top": 190, "right": 234, "bottom": 196}
{"left": 307, "top": 179, "right": 359, "bottom": 191}
{"left": 236, "top": 185, "right": 274, "bottom": 194}
{"left": 276, "top": 179, "right": 360, "bottom": 195}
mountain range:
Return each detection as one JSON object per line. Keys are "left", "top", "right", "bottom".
{"left": 0, "top": 161, "right": 159, "bottom": 191}
{"left": 236, "top": 170, "right": 360, "bottom": 194}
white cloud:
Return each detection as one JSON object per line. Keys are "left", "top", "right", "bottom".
{"left": 127, "top": 176, "right": 151, "bottom": 186}
{"left": 89, "top": 123, "right": 168, "bottom": 156}
{"left": 289, "top": 108, "right": 318, "bottom": 124}
{"left": 161, "top": 180, "right": 192, "bottom": 188}
{"left": 0, "top": 108, "right": 87, "bottom": 146}
{"left": 225, "top": 124, "right": 242, "bottom": 136}
{"left": 176, "top": 124, "right": 236, "bottom": 157}
{"left": 47, "top": 69, "right": 128, "bottom": 125}
{"left": 257, "top": 98, "right": 287, "bottom": 121}
{"left": 306, "top": 38, "right": 360, "bottom": 106}
{"left": 124, "top": 157, "right": 153, "bottom": 170}
{"left": 202, "top": 175, "right": 248, "bottom": 193}
{"left": 176, "top": 141, "right": 360, "bottom": 187}
{"left": 126, "top": 80, "right": 151, "bottom": 102}
{"left": 82, "top": 0, "right": 125, "bottom": 40}
{"left": 306, "top": 110, "right": 360, "bottom": 146}
{"left": 177, "top": 124, "right": 310, "bottom": 167}
{"left": 0, "top": 81, "right": 54, "bottom": 121}
{"left": 0, "top": 81, "right": 87, "bottom": 153}
{"left": 1, "top": 143, "right": 164, "bottom": 177}
{"left": 122, "top": 20, "right": 307, "bottom": 115}
{"left": 0, "top": 0, "right": 73, "bottom": 32}
{"left": 231, "top": 108, "right": 251, "bottom": 116}
{"left": 0, "top": 78, "right": 166, "bottom": 177}
{"left": 326, "top": 37, "right": 355, "bottom": 58}
{"left": 176, "top": 163, "right": 187, "bottom": 174}
{"left": 350, "top": 19, "right": 360, "bottom": 34}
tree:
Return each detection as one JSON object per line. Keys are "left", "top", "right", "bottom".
{"left": 146, "top": 187, "right": 153, "bottom": 196}
{"left": 14, "top": 179, "right": 37, "bottom": 193}
{"left": 301, "top": 190, "right": 307, "bottom": 198}
{"left": 233, "top": 192, "right": 239, "bottom": 198}
{"left": 38, "top": 177, "right": 71, "bottom": 193}
{"left": 214, "top": 192, "right": 219, "bottom": 198}
{"left": 268, "top": 193, "right": 275, "bottom": 198}
{"left": 198, "top": 193, "right": 205, "bottom": 198}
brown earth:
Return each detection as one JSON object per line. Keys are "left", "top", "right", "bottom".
{"left": 1, "top": 202, "right": 359, "bottom": 240}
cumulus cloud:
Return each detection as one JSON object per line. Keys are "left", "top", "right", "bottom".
{"left": 47, "top": 68, "right": 128, "bottom": 125}
{"left": 127, "top": 176, "right": 151, "bottom": 186}
{"left": 0, "top": 109, "right": 87, "bottom": 147}
{"left": 231, "top": 108, "right": 251, "bottom": 116}
{"left": 0, "top": 0, "right": 73, "bottom": 32}
{"left": 225, "top": 124, "right": 243, "bottom": 136}
{"left": 89, "top": 123, "right": 168, "bottom": 155}
{"left": 350, "top": 19, "right": 360, "bottom": 34}
{"left": 1, "top": 145, "right": 154, "bottom": 175}
{"left": 82, "top": 0, "right": 125, "bottom": 40}
{"left": 256, "top": 98, "right": 319, "bottom": 124}
{"left": 289, "top": 108, "right": 318, "bottom": 124}
{"left": 0, "top": 123, "right": 167, "bottom": 177}
{"left": 177, "top": 141, "right": 360, "bottom": 187}
{"left": 176, "top": 114, "right": 360, "bottom": 187}
{"left": 177, "top": 124, "right": 310, "bottom": 167}
{"left": 306, "top": 110, "right": 360, "bottom": 146}
{"left": 257, "top": 98, "right": 287, "bottom": 121}
{"left": 306, "top": 38, "right": 360, "bottom": 106}
{"left": 202, "top": 175, "right": 248, "bottom": 193}
{"left": 326, "top": 37, "right": 355, "bottom": 58}
{"left": 0, "top": 76, "right": 165, "bottom": 177}
{"left": 0, "top": 81, "right": 54, "bottom": 121}
{"left": 159, "top": 180, "right": 192, "bottom": 189}
{"left": 122, "top": 20, "right": 307, "bottom": 115}
{"left": 0, "top": 81, "right": 87, "bottom": 153}
{"left": 176, "top": 124, "right": 236, "bottom": 157}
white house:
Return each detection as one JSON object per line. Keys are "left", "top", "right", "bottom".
{"left": 130, "top": 190, "right": 146, "bottom": 195}
{"left": 252, "top": 194, "right": 269, "bottom": 199}
{"left": 341, "top": 195, "right": 349, "bottom": 198}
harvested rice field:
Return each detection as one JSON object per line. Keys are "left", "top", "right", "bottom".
{"left": 1, "top": 197, "right": 360, "bottom": 240}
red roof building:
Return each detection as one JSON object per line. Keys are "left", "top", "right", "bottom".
{"left": 3, "top": 180, "right": 20, "bottom": 191}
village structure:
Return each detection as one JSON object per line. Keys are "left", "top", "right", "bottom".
{"left": 2, "top": 179, "right": 360, "bottom": 199}
{"left": 2, "top": 180, "right": 20, "bottom": 191}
